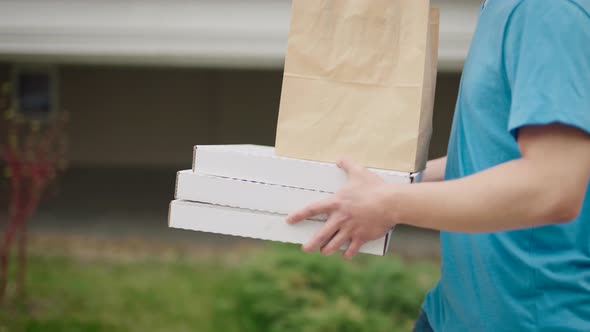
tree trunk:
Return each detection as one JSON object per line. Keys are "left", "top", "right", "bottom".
{"left": 0, "top": 217, "right": 17, "bottom": 301}
{"left": 16, "top": 220, "right": 27, "bottom": 297}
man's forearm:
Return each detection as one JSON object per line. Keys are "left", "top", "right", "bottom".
{"left": 388, "top": 158, "right": 584, "bottom": 233}
{"left": 422, "top": 156, "right": 447, "bottom": 182}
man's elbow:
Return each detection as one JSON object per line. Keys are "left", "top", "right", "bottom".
{"left": 544, "top": 194, "right": 584, "bottom": 224}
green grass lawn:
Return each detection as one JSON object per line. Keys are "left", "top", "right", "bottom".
{"left": 0, "top": 242, "right": 439, "bottom": 332}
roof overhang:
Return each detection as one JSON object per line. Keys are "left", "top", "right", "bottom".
{"left": 0, "top": 0, "right": 479, "bottom": 71}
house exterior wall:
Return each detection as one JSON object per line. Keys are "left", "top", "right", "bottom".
{"left": 52, "top": 66, "right": 459, "bottom": 168}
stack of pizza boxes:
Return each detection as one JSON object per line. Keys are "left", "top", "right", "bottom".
{"left": 168, "top": 145, "right": 420, "bottom": 255}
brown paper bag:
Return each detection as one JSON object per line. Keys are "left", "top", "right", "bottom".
{"left": 275, "top": 0, "right": 440, "bottom": 172}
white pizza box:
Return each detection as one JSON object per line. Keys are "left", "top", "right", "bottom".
{"left": 175, "top": 170, "right": 330, "bottom": 219}
{"left": 168, "top": 200, "right": 391, "bottom": 256}
{"left": 192, "top": 145, "right": 420, "bottom": 193}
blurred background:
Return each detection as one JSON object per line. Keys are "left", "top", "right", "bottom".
{"left": 0, "top": 1, "right": 479, "bottom": 331}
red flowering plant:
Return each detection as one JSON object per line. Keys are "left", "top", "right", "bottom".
{"left": 0, "top": 80, "right": 67, "bottom": 301}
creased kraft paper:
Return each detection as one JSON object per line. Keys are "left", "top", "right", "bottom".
{"left": 276, "top": 0, "right": 439, "bottom": 172}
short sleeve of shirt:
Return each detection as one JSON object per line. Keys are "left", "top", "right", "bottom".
{"left": 504, "top": 0, "right": 590, "bottom": 138}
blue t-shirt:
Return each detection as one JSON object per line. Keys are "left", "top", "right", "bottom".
{"left": 423, "top": 1, "right": 590, "bottom": 331}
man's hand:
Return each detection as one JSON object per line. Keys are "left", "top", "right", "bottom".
{"left": 287, "top": 159, "right": 397, "bottom": 259}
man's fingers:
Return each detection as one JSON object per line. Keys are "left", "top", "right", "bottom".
{"left": 320, "top": 230, "right": 350, "bottom": 256}
{"left": 343, "top": 240, "right": 363, "bottom": 260}
{"left": 302, "top": 215, "right": 343, "bottom": 253}
{"left": 287, "top": 198, "right": 338, "bottom": 224}
{"left": 337, "top": 158, "right": 364, "bottom": 177}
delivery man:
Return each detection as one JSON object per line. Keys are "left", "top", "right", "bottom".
{"left": 287, "top": 0, "right": 590, "bottom": 331}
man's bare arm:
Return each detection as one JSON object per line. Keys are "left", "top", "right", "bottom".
{"left": 288, "top": 124, "right": 590, "bottom": 257}
{"left": 422, "top": 156, "right": 447, "bottom": 182}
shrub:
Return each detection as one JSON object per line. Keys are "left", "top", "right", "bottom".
{"left": 214, "top": 245, "right": 439, "bottom": 332}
